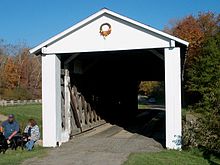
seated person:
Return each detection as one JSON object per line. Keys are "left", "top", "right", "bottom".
{"left": 24, "top": 119, "right": 40, "bottom": 151}
{"left": 0, "top": 114, "right": 19, "bottom": 144}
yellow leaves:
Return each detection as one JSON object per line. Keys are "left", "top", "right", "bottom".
{"left": 139, "top": 81, "right": 160, "bottom": 96}
{"left": 1, "top": 48, "right": 41, "bottom": 97}
{"left": 3, "top": 57, "right": 20, "bottom": 89}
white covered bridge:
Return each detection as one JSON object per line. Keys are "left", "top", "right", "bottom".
{"left": 30, "top": 9, "right": 188, "bottom": 149}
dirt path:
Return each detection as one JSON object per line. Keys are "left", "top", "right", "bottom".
{"left": 0, "top": 113, "right": 7, "bottom": 123}
{"left": 23, "top": 123, "right": 163, "bottom": 165}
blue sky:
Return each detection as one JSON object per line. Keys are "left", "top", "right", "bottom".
{"left": 0, "top": 0, "right": 219, "bottom": 47}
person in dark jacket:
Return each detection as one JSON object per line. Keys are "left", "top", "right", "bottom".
{"left": 0, "top": 114, "right": 19, "bottom": 144}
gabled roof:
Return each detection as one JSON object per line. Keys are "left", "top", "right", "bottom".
{"left": 30, "top": 8, "right": 189, "bottom": 54}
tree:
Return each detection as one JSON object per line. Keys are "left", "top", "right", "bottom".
{"left": 0, "top": 40, "right": 41, "bottom": 99}
{"left": 165, "top": 12, "right": 220, "bottom": 105}
{"left": 165, "top": 12, "right": 219, "bottom": 68}
{"left": 3, "top": 57, "right": 20, "bottom": 89}
{"left": 187, "top": 33, "right": 220, "bottom": 110}
{"left": 197, "top": 12, "right": 220, "bottom": 37}
{"left": 16, "top": 49, "right": 41, "bottom": 97}
{"left": 138, "top": 81, "right": 160, "bottom": 96}
{"left": 185, "top": 33, "right": 220, "bottom": 152}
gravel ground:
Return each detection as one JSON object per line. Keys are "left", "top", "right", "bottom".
{"left": 23, "top": 123, "right": 163, "bottom": 165}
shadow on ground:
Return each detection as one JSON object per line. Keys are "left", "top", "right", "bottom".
{"left": 98, "top": 104, "right": 166, "bottom": 148}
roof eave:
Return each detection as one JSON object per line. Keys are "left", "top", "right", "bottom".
{"left": 30, "top": 8, "right": 189, "bottom": 55}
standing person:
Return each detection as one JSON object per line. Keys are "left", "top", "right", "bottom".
{"left": 0, "top": 114, "right": 19, "bottom": 144}
{"left": 24, "top": 119, "right": 40, "bottom": 151}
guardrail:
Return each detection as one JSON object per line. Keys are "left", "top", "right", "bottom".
{"left": 0, "top": 99, "right": 42, "bottom": 106}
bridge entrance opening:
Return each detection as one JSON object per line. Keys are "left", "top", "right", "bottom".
{"left": 60, "top": 49, "right": 165, "bottom": 145}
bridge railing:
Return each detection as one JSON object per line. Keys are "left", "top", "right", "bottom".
{"left": 68, "top": 85, "right": 105, "bottom": 136}
{"left": 0, "top": 99, "right": 42, "bottom": 106}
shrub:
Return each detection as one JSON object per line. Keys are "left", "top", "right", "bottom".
{"left": 2, "top": 87, "right": 32, "bottom": 100}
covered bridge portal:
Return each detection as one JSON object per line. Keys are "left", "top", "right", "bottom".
{"left": 30, "top": 9, "right": 188, "bottom": 150}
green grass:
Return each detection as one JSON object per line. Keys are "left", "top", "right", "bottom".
{"left": 0, "top": 104, "right": 46, "bottom": 165}
{"left": 123, "top": 150, "right": 220, "bottom": 165}
{"left": 0, "top": 104, "right": 42, "bottom": 133}
{"left": 138, "top": 104, "right": 150, "bottom": 109}
{"left": 0, "top": 146, "right": 47, "bottom": 165}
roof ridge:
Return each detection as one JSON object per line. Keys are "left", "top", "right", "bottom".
{"left": 30, "top": 9, "right": 188, "bottom": 54}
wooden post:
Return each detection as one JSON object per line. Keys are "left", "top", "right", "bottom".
{"left": 84, "top": 101, "right": 89, "bottom": 124}
{"left": 87, "top": 103, "right": 93, "bottom": 124}
{"left": 62, "top": 68, "right": 71, "bottom": 142}
{"left": 69, "top": 86, "right": 82, "bottom": 131}
{"left": 165, "top": 47, "right": 182, "bottom": 149}
{"left": 42, "top": 54, "right": 62, "bottom": 147}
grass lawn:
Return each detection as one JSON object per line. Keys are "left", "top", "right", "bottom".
{"left": 0, "top": 146, "right": 47, "bottom": 165}
{"left": 138, "top": 104, "right": 150, "bottom": 109}
{"left": 0, "top": 104, "right": 42, "bottom": 133}
{"left": 123, "top": 150, "right": 220, "bottom": 165}
{"left": 0, "top": 104, "right": 46, "bottom": 165}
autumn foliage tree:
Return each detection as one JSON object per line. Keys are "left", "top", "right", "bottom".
{"left": 3, "top": 57, "right": 20, "bottom": 89}
{"left": 165, "top": 12, "right": 220, "bottom": 104}
{"left": 138, "top": 81, "right": 160, "bottom": 96}
{"left": 165, "top": 12, "right": 219, "bottom": 68}
{"left": 15, "top": 48, "right": 41, "bottom": 93}
{"left": 0, "top": 41, "right": 41, "bottom": 99}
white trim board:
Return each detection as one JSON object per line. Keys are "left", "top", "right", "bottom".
{"left": 30, "top": 8, "right": 189, "bottom": 54}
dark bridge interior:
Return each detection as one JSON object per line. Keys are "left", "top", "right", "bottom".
{"left": 60, "top": 49, "right": 165, "bottom": 145}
